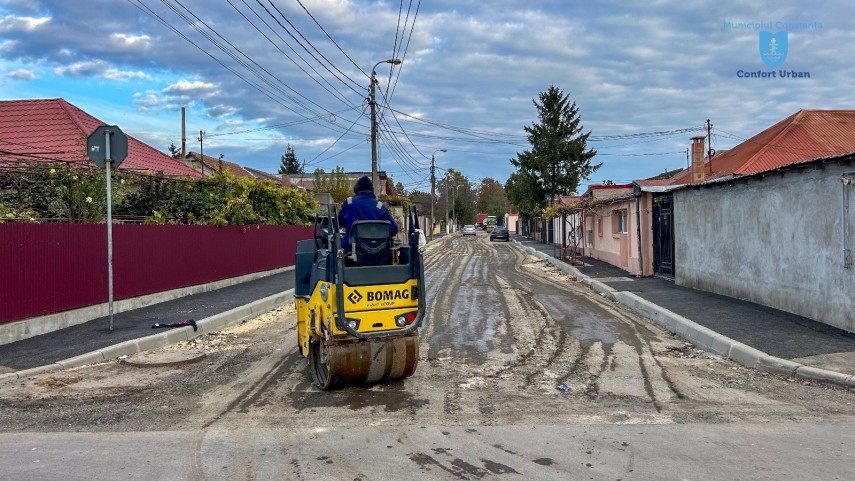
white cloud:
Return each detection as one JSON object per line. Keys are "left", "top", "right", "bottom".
{"left": 132, "top": 91, "right": 163, "bottom": 112}
{"left": 7, "top": 68, "right": 35, "bottom": 79}
{"left": 102, "top": 68, "right": 149, "bottom": 80}
{"left": 109, "top": 33, "right": 152, "bottom": 49}
{"left": 163, "top": 79, "right": 219, "bottom": 98}
{"left": 53, "top": 60, "right": 108, "bottom": 77}
{"left": 0, "top": 15, "right": 50, "bottom": 32}
{"left": 53, "top": 60, "right": 149, "bottom": 81}
{"left": 207, "top": 104, "right": 238, "bottom": 118}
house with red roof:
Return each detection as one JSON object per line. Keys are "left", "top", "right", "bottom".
{"left": 0, "top": 98, "right": 200, "bottom": 177}
{"left": 667, "top": 110, "right": 855, "bottom": 332}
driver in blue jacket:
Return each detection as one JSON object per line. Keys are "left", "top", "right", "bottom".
{"left": 338, "top": 175, "right": 398, "bottom": 252}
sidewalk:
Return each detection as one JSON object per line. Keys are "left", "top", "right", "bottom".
{"left": 0, "top": 271, "right": 295, "bottom": 375}
{"left": 514, "top": 235, "right": 855, "bottom": 387}
{"left": 0, "top": 238, "right": 446, "bottom": 380}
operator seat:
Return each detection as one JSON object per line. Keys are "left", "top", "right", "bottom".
{"left": 349, "top": 220, "right": 393, "bottom": 266}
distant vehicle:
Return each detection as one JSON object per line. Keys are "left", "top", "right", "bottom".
{"left": 490, "top": 226, "right": 509, "bottom": 242}
{"left": 476, "top": 213, "right": 489, "bottom": 226}
{"left": 484, "top": 215, "right": 497, "bottom": 232}
{"left": 463, "top": 225, "right": 477, "bottom": 237}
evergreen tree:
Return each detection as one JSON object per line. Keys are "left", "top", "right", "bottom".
{"left": 278, "top": 144, "right": 302, "bottom": 175}
{"left": 507, "top": 85, "right": 600, "bottom": 214}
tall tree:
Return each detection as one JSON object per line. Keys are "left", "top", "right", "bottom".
{"left": 476, "top": 177, "right": 508, "bottom": 221}
{"left": 507, "top": 85, "right": 600, "bottom": 214}
{"left": 279, "top": 144, "right": 302, "bottom": 175}
{"left": 505, "top": 170, "right": 544, "bottom": 218}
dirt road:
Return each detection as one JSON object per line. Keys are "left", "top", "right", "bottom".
{"left": 2, "top": 233, "right": 854, "bottom": 435}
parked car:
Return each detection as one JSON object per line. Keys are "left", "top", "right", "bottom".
{"left": 462, "top": 225, "right": 477, "bottom": 237}
{"left": 490, "top": 226, "right": 510, "bottom": 242}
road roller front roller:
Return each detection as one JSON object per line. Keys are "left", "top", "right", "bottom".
{"left": 294, "top": 205, "right": 425, "bottom": 390}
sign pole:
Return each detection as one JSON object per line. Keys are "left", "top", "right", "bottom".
{"left": 105, "top": 130, "right": 114, "bottom": 332}
{"left": 87, "top": 124, "right": 127, "bottom": 333}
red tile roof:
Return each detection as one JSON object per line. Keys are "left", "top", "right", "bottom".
{"left": 558, "top": 195, "right": 582, "bottom": 204}
{"left": 635, "top": 179, "right": 676, "bottom": 187}
{"left": 0, "top": 98, "right": 200, "bottom": 177}
{"left": 670, "top": 110, "right": 855, "bottom": 184}
{"left": 186, "top": 152, "right": 255, "bottom": 179}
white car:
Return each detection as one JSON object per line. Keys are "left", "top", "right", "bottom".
{"left": 462, "top": 225, "right": 477, "bottom": 237}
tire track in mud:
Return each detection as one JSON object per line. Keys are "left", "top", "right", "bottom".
{"left": 422, "top": 237, "right": 479, "bottom": 360}
{"left": 456, "top": 240, "right": 572, "bottom": 389}
{"left": 493, "top": 243, "right": 688, "bottom": 410}
{"left": 520, "top": 254, "right": 689, "bottom": 409}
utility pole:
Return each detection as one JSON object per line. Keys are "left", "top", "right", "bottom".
{"left": 370, "top": 59, "right": 402, "bottom": 197}
{"left": 198, "top": 130, "right": 205, "bottom": 175}
{"left": 445, "top": 178, "right": 450, "bottom": 234}
{"left": 430, "top": 156, "right": 436, "bottom": 241}
{"left": 369, "top": 72, "right": 378, "bottom": 195}
{"left": 430, "top": 149, "right": 446, "bottom": 241}
{"left": 180, "top": 107, "right": 186, "bottom": 158}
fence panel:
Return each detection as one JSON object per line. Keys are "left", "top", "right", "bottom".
{"left": 0, "top": 223, "right": 311, "bottom": 324}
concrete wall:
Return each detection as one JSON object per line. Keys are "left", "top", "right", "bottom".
{"left": 675, "top": 162, "right": 855, "bottom": 332}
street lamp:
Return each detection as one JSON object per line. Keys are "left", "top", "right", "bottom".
{"left": 370, "top": 58, "right": 402, "bottom": 196}
{"left": 430, "top": 149, "right": 446, "bottom": 241}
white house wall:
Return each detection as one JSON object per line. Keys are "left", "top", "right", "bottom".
{"left": 674, "top": 162, "right": 855, "bottom": 332}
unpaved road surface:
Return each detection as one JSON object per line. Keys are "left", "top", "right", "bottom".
{"left": 1, "top": 233, "right": 854, "bottom": 479}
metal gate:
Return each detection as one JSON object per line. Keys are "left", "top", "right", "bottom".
{"left": 652, "top": 194, "right": 675, "bottom": 279}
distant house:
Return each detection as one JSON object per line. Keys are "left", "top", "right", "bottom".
{"left": 182, "top": 152, "right": 283, "bottom": 184}
{"left": 667, "top": 110, "right": 855, "bottom": 332}
{"left": 0, "top": 98, "right": 200, "bottom": 177}
{"left": 287, "top": 171, "right": 395, "bottom": 195}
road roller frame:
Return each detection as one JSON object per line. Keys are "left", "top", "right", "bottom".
{"left": 294, "top": 204, "right": 426, "bottom": 389}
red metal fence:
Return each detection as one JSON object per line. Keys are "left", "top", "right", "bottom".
{"left": 0, "top": 223, "right": 312, "bottom": 324}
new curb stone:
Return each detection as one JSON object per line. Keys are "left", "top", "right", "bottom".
{"left": 0, "top": 290, "right": 295, "bottom": 381}
{"left": 511, "top": 238, "right": 855, "bottom": 389}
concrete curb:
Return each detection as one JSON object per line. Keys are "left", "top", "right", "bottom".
{"left": 1, "top": 289, "right": 295, "bottom": 381}
{"left": 512, "top": 239, "right": 855, "bottom": 388}
{"left": 0, "top": 266, "right": 295, "bottom": 346}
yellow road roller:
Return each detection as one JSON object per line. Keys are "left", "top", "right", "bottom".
{"left": 294, "top": 205, "right": 425, "bottom": 389}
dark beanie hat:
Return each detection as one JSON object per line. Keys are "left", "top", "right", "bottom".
{"left": 354, "top": 175, "right": 373, "bottom": 194}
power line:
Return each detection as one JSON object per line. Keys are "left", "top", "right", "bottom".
{"left": 257, "top": 0, "right": 365, "bottom": 96}
{"left": 231, "top": 0, "right": 360, "bottom": 110}
{"left": 385, "top": 0, "right": 421, "bottom": 106}
{"left": 294, "top": 0, "right": 368, "bottom": 78}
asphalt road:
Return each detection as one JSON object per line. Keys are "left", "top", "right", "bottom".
{"left": 1, "top": 231, "right": 854, "bottom": 480}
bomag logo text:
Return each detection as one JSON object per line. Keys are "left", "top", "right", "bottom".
{"left": 366, "top": 289, "right": 409, "bottom": 302}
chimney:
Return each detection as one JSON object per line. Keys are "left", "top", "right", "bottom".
{"left": 691, "top": 135, "right": 705, "bottom": 183}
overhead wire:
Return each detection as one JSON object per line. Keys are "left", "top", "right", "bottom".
{"left": 167, "top": 0, "right": 333, "bottom": 120}
{"left": 258, "top": 0, "right": 365, "bottom": 96}
{"left": 294, "top": 0, "right": 368, "bottom": 78}
{"left": 384, "top": 0, "right": 421, "bottom": 106}
{"left": 128, "top": 0, "right": 335, "bottom": 130}
{"left": 231, "top": 0, "right": 361, "bottom": 110}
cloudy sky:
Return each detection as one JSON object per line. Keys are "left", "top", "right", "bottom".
{"left": 0, "top": 0, "right": 850, "bottom": 193}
